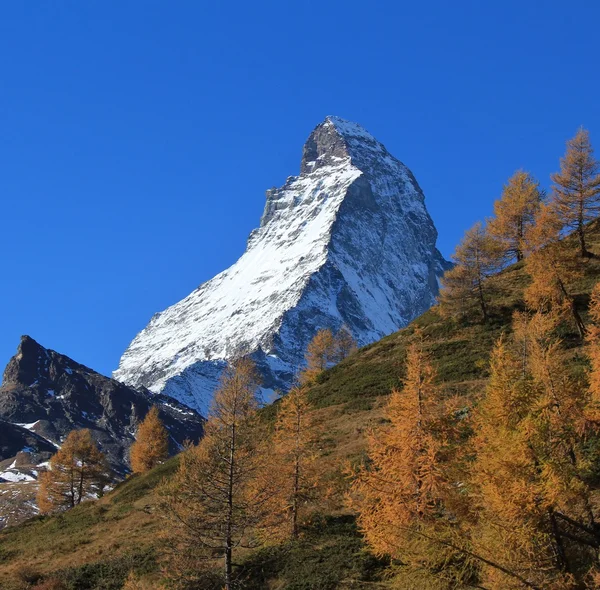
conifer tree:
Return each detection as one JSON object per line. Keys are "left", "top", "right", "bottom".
{"left": 471, "top": 312, "right": 598, "bottom": 588}
{"left": 159, "top": 359, "right": 273, "bottom": 590}
{"left": 130, "top": 406, "right": 169, "bottom": 473}
{"left": 261, "top": 385, "right": 318, "bottom": 540}
{"left": 439, "top": 222, "right": 502, "bottom": 323}
{"left": 37, "top": 429, "right": 109, "bottom": 514}
{"left": 333, "top": 326, "right": 357, "bottom": 362}
{"left": 524, "top": 203, "right": 586, "bottom": 338}
{"left": 349, "top": 334, "right": 475, "bottom": 587}
{"left": 550, "top": 127, "right": 600, "bottom": 257}
{"left": 488, "top": 170, "right": 543, "bottom": 262}
{"left": 302, "top": 328, "right": 336, "bottom": 383}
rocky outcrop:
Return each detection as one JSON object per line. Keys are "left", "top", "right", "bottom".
{"left": 0, "top": 336, "right": 204, "bottom": 475}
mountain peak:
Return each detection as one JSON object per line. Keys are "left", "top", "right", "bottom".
{"left": 300, "top": 116, "right": 388, "bottom": 175}
{"left": 323, "top": 116, "right": 376, "bottom": 142}
{"left": 115, "top": 116, "right": 449, "bottom": 414}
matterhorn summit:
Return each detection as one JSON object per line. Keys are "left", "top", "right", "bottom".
{"left": 114, "top": 116, "right": 450, "bottom": 414}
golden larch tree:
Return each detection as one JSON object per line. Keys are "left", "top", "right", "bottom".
{"left": 470, "top": 312, "right": 598, "bottom": 588}
{"left": 159, "top": 358, "right": 273, "bottom": 590}
{"left": 551, "top": 127, "right": 600, "bottom": 257}
{"left": 524, "top": 203, "right": 586, "bottom": 338}
{"left": 439, "top": 221, "right": 503, "bottom": 323}
{"left": 488, "top": 170, "right": 543, "bottom": 262}
{"left": 130, "top": 406, "right": 169, "bottom": 473}
{"left": 302, "top": 328, "right": 336, "bottom": 383}
{"left": 37, "top": 429, "right": 109, "bottom": 514}
{"left": 349, "top": 334, "right": 475, "bottom": 588}
{"left": 261, "top": 385, "right": 318, "bottom": 540}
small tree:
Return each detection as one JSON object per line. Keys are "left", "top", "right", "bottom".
{"left": 333, "top": 326, "right": 357, "bottom": 362}
{"left": 261, "top": 385, "right": 318, "bottom": 540}
{"left": 488, "top": 170, "right": 543, "bottom": 262}
{"left": 130, "top": 406, "right": 169, "bottom": 473}
{"left": 37, "top": 429, "right": 109, "bottom": 514}
{"left": 551, "top": 127, "right": 600, "bottom": 257}
{"left": 439, "top": 222, "right": 503, "bottom": 323}
{"left": 159, "top": 359, "right": 272, "bottom": 590}
{"left": 302, "top": 328, "right": 336, "bottom": 383}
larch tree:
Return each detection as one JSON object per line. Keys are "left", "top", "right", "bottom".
{"left": 302, "top": 328, "right": 336, "bottom": 383}
{"left": 488, "top": 170, "right": 543, "bottom": 262}
{"left": 261, "top": 385, "right": 318, "bottom": 540}
{"left": 130, "top": 406, "right": 169, "bottom": 473}
{"left": 439, "top": 221, "right": 503, "bottom": 323}
{"left": 524, "top": 203, "right": 586, "bottom": 338}
{"left": 470, "top": 312, "right": 598, "bottom": 588}
{"left": 37, "top": 429, "right": 109, "bottom": 514}
{"left": 333, "top": 326, "right": 357, "bottom": 362}
{"left": 349, "top": 334, "right": 475, "bottom": 588}
{"left": 159, "top": 358, "right": 273, "bottom": 590}
{"left": 550, "top": 127, "right": 600, "bottom": 257}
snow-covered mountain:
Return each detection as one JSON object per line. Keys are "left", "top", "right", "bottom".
{"left": 114, "top": 116, "right": 450, "bottom": 414}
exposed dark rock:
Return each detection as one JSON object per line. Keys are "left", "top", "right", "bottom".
{"left": 0, "top": 336, "right": 204, "bottom": 475}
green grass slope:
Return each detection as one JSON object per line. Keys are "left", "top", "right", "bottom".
{"left": 3, "top": 222, "right": 600, "bottom": 589}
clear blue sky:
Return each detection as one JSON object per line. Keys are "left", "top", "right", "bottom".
{"left": 1, "top": 1, "right": 599, "bottom": 377}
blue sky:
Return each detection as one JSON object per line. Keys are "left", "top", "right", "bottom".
{"left": 1, "top": 1, "right": 599, "bottom": 376}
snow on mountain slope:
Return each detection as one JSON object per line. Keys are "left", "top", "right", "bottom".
{"left": 114, "top": 116, "right": 450, "bottom": 414}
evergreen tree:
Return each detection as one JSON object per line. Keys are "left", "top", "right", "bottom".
{"left": 159, "top": 359, "right": 272, "bottom": 590}
{"left": 551, "top": 127, "right": 600, "bottom": 257}
{"left": 130, "top": 406, "right": 169, "bottom": 473}
{"left": 37, "top": 429, "right": 109, "bottom": 514}
{"left": 488, "top": 170, "right": 543, "bottom": 262}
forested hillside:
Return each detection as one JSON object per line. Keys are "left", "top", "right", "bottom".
{"left": 1, "top": 217, "right": 600, "bottom": 589}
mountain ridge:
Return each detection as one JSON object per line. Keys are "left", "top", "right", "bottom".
{"left": 0, "top": 335, "right": 204, "bottom": 481}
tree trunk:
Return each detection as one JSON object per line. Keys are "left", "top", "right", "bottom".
{"left": 225, "top": 423, "right": 236, "bottom": 590}
{"left": 77, "top": 459, "right": 85, "bottom": 505}
{"left": 548, "top": 508, "right": 569, "bottom": 573}
{"left": 558, "top": 278, "right": 586, "bottom": 339}
{"left": 578, "top": 224, "right": 588, "bottom": 258}
{"left": 292, "top": 457, "right": 299, "bottom": 539}
{"left": 477, "top": 277, "right": 488, "bottom": 323}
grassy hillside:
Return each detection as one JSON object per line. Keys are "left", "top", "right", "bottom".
{"left": 3, "top": 222, "right": 600, "bottom": 589}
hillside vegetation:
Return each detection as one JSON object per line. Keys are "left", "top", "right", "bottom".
{"left": 2, "top": 218, "right": 600, "bottom": 589}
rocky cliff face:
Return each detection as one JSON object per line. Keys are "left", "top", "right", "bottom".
{"left": 114, "top": 116, "right": 450, "bottom": 414}
{"left": 0, "top": 336, "right": 204, "bottom": 477}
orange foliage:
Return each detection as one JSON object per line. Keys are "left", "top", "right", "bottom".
{"left": 551, "top": 127, "right": 600, "bottom": 257}
{"left": 439, "top": 221, "right": 503, "bottom": 323}
{"left": 158, "top": 358, "right": 272, "bottom": 590}
{"left": 488, "top": 170, "right": 543, "bottom": 262}
{"left": 37, "top": 429, "right": 108, "bottom": 514}
{"left": 130, "top": 406, "right": 169, "bottom": 473}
